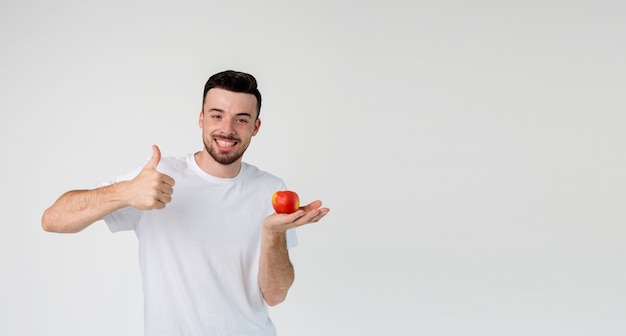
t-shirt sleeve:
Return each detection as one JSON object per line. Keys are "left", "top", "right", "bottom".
{"left": 100, "top": 165, "right": 144, "bottom": 233}
{"left": 286, "top": 228, "right": 298, "bottom": 249}
{"left": 104, "top": 206, "right": 142, "bottom": 232}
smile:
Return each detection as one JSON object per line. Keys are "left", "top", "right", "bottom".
{"left": 216, "top": 139, "right": 237, "bottom": 147}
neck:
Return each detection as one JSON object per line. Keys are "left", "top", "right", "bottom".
{"left": 194, "top": 151, "right": 242, "bottom": 178}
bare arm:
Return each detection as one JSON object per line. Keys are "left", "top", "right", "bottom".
{"left": 258, "top": 200, "right": 329, "bottom": 306}
{"left": 42, "top": 183, "right": 133, "bottom": 233}
{"left": 41, "top": 145, "right": 175, "bottom": 233}
{"left": 258, "top": 229, "right": 294, "bottom": 306}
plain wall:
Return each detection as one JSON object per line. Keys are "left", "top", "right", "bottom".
{"left": 1, "top": 0, "right": 625, "bottom": 335}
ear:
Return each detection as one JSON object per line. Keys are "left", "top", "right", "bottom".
{"left": 198, "top": 110, "right": 204, "bottom": 128}
{"left": 252, "top": 118, "right": 261, "bottom": 136}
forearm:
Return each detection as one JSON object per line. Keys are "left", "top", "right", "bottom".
{"left": 42, "top": 182, "right": 130, "bottom": 233}
{"left": 258, "top": 229, "right": 295, "bottom": 306}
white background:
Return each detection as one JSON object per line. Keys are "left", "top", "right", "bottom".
{"left": 1, "top": 0, "right": 625, "bottom": 335}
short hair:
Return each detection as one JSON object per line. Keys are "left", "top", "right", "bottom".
{"left": 202, "top": 70, "right": 262, "bottom": 118}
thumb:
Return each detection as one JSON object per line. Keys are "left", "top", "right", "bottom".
{"left": 145, "top": 144, "right": 161, "bottom": 170}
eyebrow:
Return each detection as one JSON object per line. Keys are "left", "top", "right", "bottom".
{"left": 207, "top": 108, "right": 253, "bottom": 118}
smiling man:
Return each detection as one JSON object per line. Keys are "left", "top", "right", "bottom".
{"left": 198, "top": 86, "right": 260, "bottom": 173}
{"left": 41, "top": 70, "right": 330, "bottom": 336}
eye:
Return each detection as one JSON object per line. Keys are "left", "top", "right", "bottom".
{"left": 210, "top": 114, "right": 222, "bottom": 120}
{"left": 236, "top": 118, "right": 249, "bottom": 124}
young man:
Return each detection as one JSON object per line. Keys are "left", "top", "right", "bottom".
{"left": 42, "top": 70, "right": 329, "bottom": 335}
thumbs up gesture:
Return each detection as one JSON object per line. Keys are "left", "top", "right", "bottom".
{"left": 127, "top": 145, "right": 176, "bottom": 210}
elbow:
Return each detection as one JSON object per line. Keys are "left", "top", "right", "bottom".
{"left": 41, "top": 208, "right": 78, "bottom": 233}
{"left": 262, "top": 280, "right": 293, "bottom": 306}
{"left": 264, "top": 293, "right": 288, "bottom": 307}
{"left": 41, "top": 208, "right": 56, "bottom": 232}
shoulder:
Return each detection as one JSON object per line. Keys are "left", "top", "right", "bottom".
{"left": 241, "top": 162, "right": 285, "bottom": 187}
{"left": 156, "top": 155, "right": 190, "bottom": 177}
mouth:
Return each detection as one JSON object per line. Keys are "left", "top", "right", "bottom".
{"left": 214, "top": 137, "right": 238, "bottom": 150}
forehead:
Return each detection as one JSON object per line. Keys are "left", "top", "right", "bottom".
{"left": 204, "top": 88, "right": 258, "bottom": 115}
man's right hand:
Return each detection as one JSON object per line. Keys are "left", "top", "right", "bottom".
{"left": 126, "top": 145, "right": 176, "bottom": 210}
{"left": 42, "top": 144, "right": 176, "bottom": 233}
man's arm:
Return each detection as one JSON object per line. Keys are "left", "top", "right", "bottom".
{"left": 258, "top": 229, "right": 295, "bottom": 306}
{"left": 258, "top": 200, "right": 329, "bottom": 306}
{"left": 41, "top": 145, "right": 175, "bottom": 233}
{"left": 42, "top": 184, "right": 133, "bottom": 233}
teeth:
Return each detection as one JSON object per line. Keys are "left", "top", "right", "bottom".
{"left": 216, "top": 139, "right": 235, "bottom": 147}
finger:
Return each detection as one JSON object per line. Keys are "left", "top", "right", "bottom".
{"left": 161, "top": 174, "right": 175, "bottom": 187}
{"left": 302, "top": 200, "right": 323, "bottom": 211}
{"left": 292, "top": 207, "right": 329, "bottom": 225}
{"left": 159, "top": 183, "right": 174, "bottom": 196}
{"left": 158, "top": 193, "right": 172, "bottom": 205}
{"left": 310, "top": 209, "right": 329, "bottom": 222}
{"left": 304, "top": 208, "right": 329, "bottom": 221}
{"left": 145, "top": 144, "right": 161, "bottom": 170}
{"left": 282, "top": 209, "right": 306, "bottom": 222}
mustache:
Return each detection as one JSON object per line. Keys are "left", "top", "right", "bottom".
{"left": 213, "top": 134, "right": 240, "bottom": 142}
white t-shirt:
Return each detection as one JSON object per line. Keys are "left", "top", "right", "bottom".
{"left": 104, "top": 154, "right": 297, "bottom": 336}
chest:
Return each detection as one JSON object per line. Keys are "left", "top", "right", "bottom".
{"left": 136, "top": 176, "right": 272, "bottom": 249}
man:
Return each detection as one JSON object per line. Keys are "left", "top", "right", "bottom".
{"left": 42, "top": 70, "right": 329, "bottom": 335}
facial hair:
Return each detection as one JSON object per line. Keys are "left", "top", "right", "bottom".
{"left": 203, "top": 135, "right": 249, "bottom": 166}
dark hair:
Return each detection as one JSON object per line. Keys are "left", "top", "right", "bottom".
{"left": 202, "top": 70, "right": 262, "bottom": 118}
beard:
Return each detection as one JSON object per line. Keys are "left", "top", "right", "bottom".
{"left": 203, "top": 135, "right": 248, "bottom": 165}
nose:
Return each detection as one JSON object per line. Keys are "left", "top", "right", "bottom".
{"left": 218, "top": 116, "right": 237, "bottom": 135}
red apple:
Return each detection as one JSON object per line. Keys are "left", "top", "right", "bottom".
{"left": 272, "top": 190, "right": 300, "bottom": 214}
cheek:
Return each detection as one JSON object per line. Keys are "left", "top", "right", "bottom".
{"left": 245, "top": 125, "right": 259, "bottom": 137}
